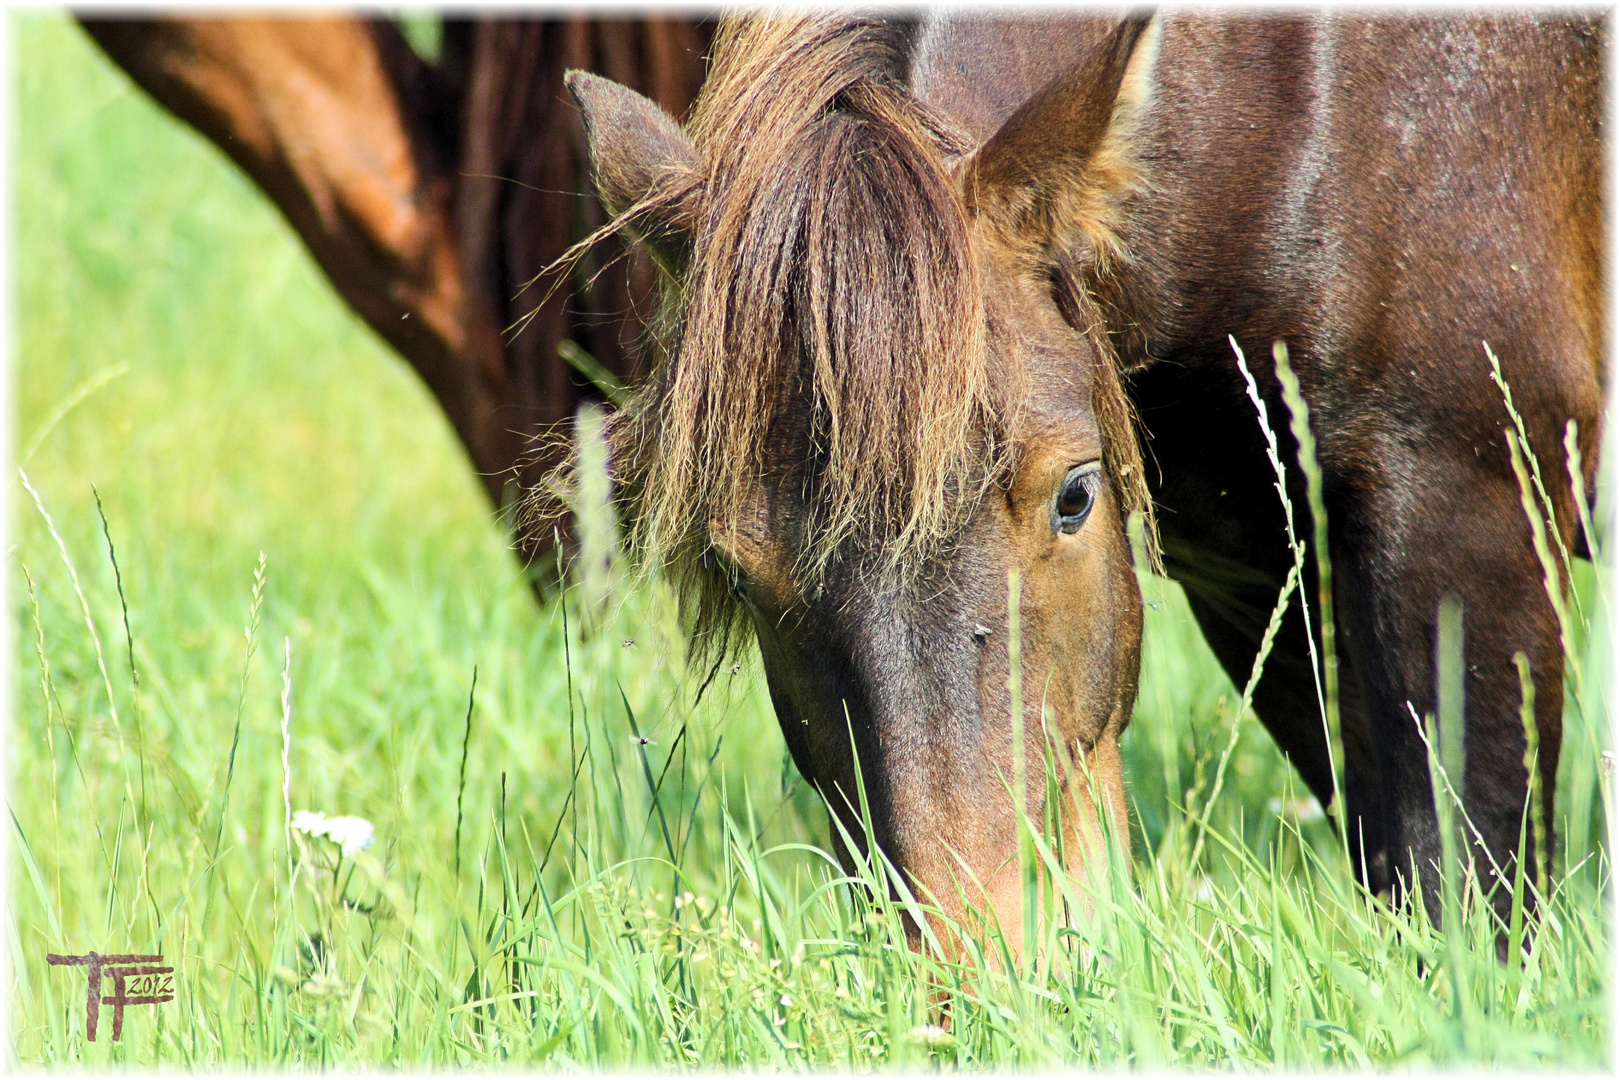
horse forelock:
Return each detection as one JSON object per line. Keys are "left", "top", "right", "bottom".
{"left": 612, "top": 13, "right": 1004, "bottom": 654}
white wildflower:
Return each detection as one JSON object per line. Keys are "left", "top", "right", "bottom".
{"left": 291, "top": 810, "right": 327, "bottom": 834}
{"left": 323, "top": 816, "right": 375, "bottom": 857}
{"left": 292, "top": 809, "right": 375, "bottom": 857}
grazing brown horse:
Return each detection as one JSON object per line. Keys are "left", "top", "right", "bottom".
{"left": 573, "top": 11, "right": 1602, "bottom": 948}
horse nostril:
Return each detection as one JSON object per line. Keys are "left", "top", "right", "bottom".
{"left": 972, "top": 623, "right": 992, "bottom": 642}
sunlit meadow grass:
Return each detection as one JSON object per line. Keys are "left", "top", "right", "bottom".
{"left": 8, "top": 13, "right": 1611, "bottom": 1068}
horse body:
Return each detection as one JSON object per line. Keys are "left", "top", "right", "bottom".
{"left": 573, "top": 11, "right": 1604, "bottom": 947}
{"left": 918, "top": 11, "right": 1604, "bottom": 902}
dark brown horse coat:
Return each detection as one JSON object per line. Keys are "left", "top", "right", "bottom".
{"left": 918, "top": 12, "right": 1605, "bottom": 906}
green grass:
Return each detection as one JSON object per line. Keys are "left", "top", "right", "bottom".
{"left": 9, "top": 12, "right": 1611, "bottom": 1068}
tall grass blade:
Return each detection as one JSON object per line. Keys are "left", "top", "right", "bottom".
{"left": 1515, "top": 652, "right": 1549, "bottom": 903}
{"left": 1486, "top": 343, "right": 1577, "bottom": 604}
{"left": 205, "top": 552, "right": 267, "bottom": 940}
{"left": 1272, "top": 342, "right": 1347, "bottom": 859}
{"left": 454, "top": 666, "right": 478, "bottom": 881}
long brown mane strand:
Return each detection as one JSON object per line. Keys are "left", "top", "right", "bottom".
{"left": 611, "top": 14, "right": 996, "bottom": 652}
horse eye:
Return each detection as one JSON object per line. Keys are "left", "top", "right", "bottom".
{"left": 721, "top": 566, "right": 751, "bottom": 603}
{"left": 1053, "top": 465, "right": 1100, "bottom": 534}
{"left": 703, "top": 547, "right": 751, "bottom": 602}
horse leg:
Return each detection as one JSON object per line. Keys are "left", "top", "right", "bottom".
{"left": 1331, "top": 446, "right": 1566, "bottom": 927}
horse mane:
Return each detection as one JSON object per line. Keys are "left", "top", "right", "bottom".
{"left": 599, "top": 13, "right": 998, "bottom": 652}
{"left": 540, "top": 12, "right": 1155, "bottom": 657}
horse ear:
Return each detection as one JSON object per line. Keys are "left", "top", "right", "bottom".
{"left": 566, "top": 70, "right": 703, "bottom": 272}
{"left": 959, "top": 14, "right": 1160, "bottom": 262}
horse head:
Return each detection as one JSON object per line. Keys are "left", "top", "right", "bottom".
{"left": 566, "top": 13, "right": 1161, "bottom": 955}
